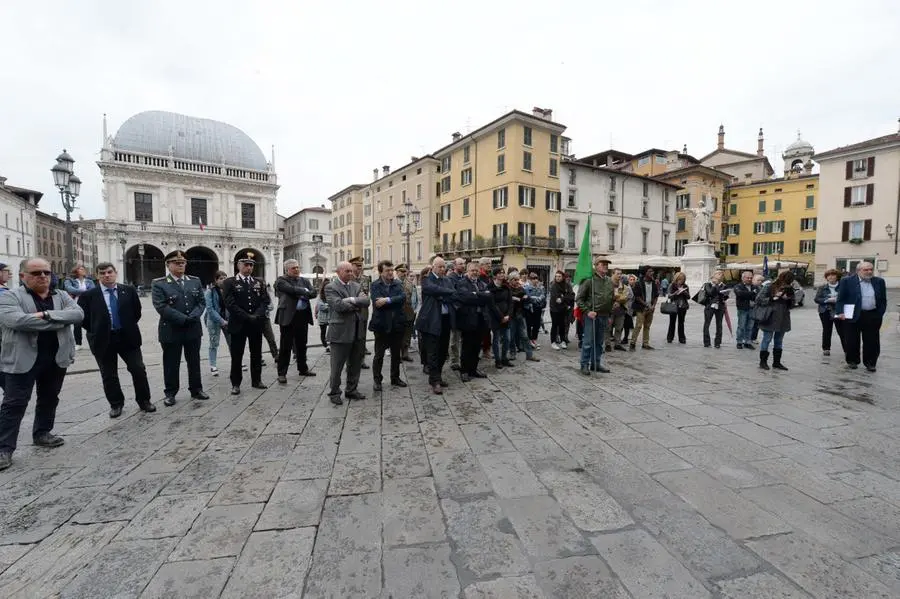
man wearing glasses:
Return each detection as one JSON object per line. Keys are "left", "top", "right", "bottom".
{"left": 0, "top": 258, "right": 83, "bottom": 470}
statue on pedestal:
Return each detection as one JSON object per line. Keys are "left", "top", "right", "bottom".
{"left": 691, "top": 199, "right": 713, "bottom": 242}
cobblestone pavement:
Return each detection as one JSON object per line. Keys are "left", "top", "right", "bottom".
{"left": 1, "top": 300, "right": 899, "bottom": 598}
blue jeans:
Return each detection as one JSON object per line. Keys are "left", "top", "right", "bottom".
{"left": 206, "top": 320, "right": 223, "bottom": 367}
{"left": 760, "top": 330, "right": 784, "bottom": 351}
{"left": 580, "top": 316, "right": 608, "bottom": 369}
{"left": 509, "top": 315, "right": 533, "bottom": 359}
{"left": 492, "top": 327, "right": 509, "bottom": 361}
{"left": 736, "top": 309, "right": 753, "bottom": 344}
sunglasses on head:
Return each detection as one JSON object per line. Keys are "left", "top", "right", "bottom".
{"left": 28, "top": 270, "right": 52, "bottom": 277}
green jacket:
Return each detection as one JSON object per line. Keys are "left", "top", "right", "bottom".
{"left": 576, "top": 273, "right": 614, "bottom": 315}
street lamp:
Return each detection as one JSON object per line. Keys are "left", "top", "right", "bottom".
{"left": 115, "top": 222, "right": 127, "bottom": 282}
{"left": 396, "top": 200, "right": 422, "bottom": 265}
{"left": 312, "top": 234, "right": 323, "bottom": 273}
{"left": 138, "top": 243, "right": 145, "bottom": 288}
{"left": 51, "top": 149, "right": 80, "bottom": 274}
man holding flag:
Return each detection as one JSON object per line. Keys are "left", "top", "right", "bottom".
{"left": 573, "top": 217, "right": 614, "bottom": 375}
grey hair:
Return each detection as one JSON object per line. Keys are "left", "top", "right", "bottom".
{"left": 283, "top": 259, "right": 299, "bottom": 273}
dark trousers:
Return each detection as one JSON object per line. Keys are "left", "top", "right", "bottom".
{"left": 230, "top": 328, "right": 263, "bottom": 387}
{"left": 277, "top": 314, "right": 310, "bottom": 375}
{"left": 550, "top": 311, "right": 567, "bottom": 344}
{"left": 422, "top": 315, "right": 451, "bottom": 384}
{"left": 373, "top": 329, "right": 403, "bottom": 382}
{"left": 73, "top": 325, "right": 83, "bottom": 346}
{"left": 703, "top": 308, "right": 724, "bottom": 346}
{"left": 667, "top": 310, "right": 687, "bottom": 342}
{"left": 843, "top": 310, "right": 882, "bottom": 367}
{"left": 329, "top": 339, "right": 365, "bottom": 397}
{"left": 0, "top": 353, "right": 66, "bottom": 452}
{"left": 525, "top": 310, "right": 542, "bottom": 341}
{"left": 818, "top": 311, "right": 844, "bottom": 351}
{"left": 319, "top": 324, "right": 328, "bottom": 347}
{"left": 162, "top": 338, "right": 202, "bottom": 397}
{"left": 94, "top": 337, "right": 151, "bottom": 408}
{"left": 402, "top": 321, "right": 414, "bottom": 357}
{"left": 751, "top": 320, "right": 759, "bottom": 342}
{"left": 460, "top": 328, "right": 483, "bottom": 375}
{"left": 263, "top": 318, "right": 278, "bottom": 355}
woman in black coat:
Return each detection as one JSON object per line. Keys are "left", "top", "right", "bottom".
{"left": 548, "top": 270, "right": 574, "bottom": 349}
{"left": 756, "top": 271, "right": 795, "bottom": 370}
{"left": 665, "top": 272, "right": 690, "bottom": 344}
{"left": 487, "top": 268, "right": 512, "bottom": 368}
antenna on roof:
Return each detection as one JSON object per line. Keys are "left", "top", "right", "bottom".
{"left": 271, "top": 144, "right": 276, "bottom": 168}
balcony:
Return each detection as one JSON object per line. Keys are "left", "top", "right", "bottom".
{"left": 433, "top": 235, "right": 566, "bottom": 255}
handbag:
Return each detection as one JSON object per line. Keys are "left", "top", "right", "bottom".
{"left": 660, "top": 300, "right": 679, "bottom": 315}
{"left": 753, "top": 304, "right": 774, "bottom": 324}
{"left": 691, "top": 287, "right": 707, "bottom": 305}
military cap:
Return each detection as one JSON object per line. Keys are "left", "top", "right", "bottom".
{"left": 236, "top": 250, "right": 256, "bottom": 264}
{"left": 349, "top": 256, "right": 364, "bottom": 265}
{"left": 593, "top": 255, "right": 612, "bottom": 265}
{"left": 165, "top": 250, "right": 187, "bottom": 263}
{"left": 395, "top": 263, "right": 408, "bottom": 270}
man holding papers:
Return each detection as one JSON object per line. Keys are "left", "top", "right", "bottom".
{"left": 836, "top": 261, "right": 886, "bottom": 372}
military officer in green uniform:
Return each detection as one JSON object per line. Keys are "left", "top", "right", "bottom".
{"left": 151, "top": 250, "right": 209, "bottom": 406}
{"left": 350, "top": 256, "right": 372, "bottom": 367}
{"left": 222, "top": 251, "right": 270, "bottom": 394}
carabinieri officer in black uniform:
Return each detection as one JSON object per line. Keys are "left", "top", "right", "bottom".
{"left": 222, "top": 251, "right": 270, "bottom": 394}
{"left": 151, "top": 250, "right": 210, "bottom": 406}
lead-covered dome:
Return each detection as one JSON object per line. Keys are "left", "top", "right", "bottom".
{"left": 784, "top": 133, "right": 814, "bottom": 158}
{"left": 114, "top": 110, "right": 268, "bottom": 170}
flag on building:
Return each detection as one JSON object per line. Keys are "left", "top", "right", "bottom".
{"left": 170, "top": 214, "right": 175, "bottom": 226}
{"left": 573, "top": 214, "right": 593, "bottom": 285}
{"left": 199, "top": 216, "right": 205, "bottom": 231}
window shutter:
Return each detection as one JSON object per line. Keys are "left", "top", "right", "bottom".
{"left": 492, "top": 190, "right": 497, "bottom": 209}
{"left": 841, "top": 221, "right": 849, "bottom": 241}
{"left": 864, "top": 219, "right": 872, "bottom": 241}
{"left": 545, "top": 190, "right": 551, "bottom": 210}
{"left": 845, "top": 161, "right": 853, "bottom": 179}
{"left": 866, "top": 183, "right": 874, "bottom": 204}
{"left": 844, "top": 187, "right": 851, "bottom": 207}
{"left": 867, "top": 156, "right": 875, "bottom": 176}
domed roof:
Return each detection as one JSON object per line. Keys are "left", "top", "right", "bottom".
{"left": 784, "top": 131, "right": 814, "bottom": 157}
{"left": 114, "top": 110, "right": 268, "bottom": 171}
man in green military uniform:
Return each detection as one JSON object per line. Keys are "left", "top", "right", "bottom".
{"left": 349, "top": 256, "right": 372, "bottom": 367}
{"left": 575, "top": 256, "right": 614, "bottom": 376}
{"left": 151, "top": 250, "right": 209, "bottom": 406}
{"left": 395, "top": 264, "right": 417, "bottom": 362}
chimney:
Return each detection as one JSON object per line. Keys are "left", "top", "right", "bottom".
{"left": 717, "top": 124, "right": 725, "bottom": 150}
{"left": 757, "top": 127, "right": 765, "bottom": 157}
{"left": 451, "top": 132, "right": 462, "bottom": 142}
{"left": 531, "top": 107, "right": 553, "bottom": 120}
{"left": 382, "top": 165, "right": 390, "bottom": 176}
{"left": 606, "top": 154, "right": 615, "bottom": 167}
{"left": 410, "top": 156, "right": 418, "bottom": 162}
{"left": 373, "top": 168, "right": 379, "bottom": 181}
{"left": 52, "top": 212, "right": 58, "bottom": 218}
{"left": 0, "top": 176, "right": 6, "bottom": 187}
{"left": 543, "top": 108, "right": 552, "bottom": 121}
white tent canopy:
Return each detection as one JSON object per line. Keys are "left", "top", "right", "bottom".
{"left": 724, "top": 261, "right": 809, "bottom": 270}
{"left": 606, "top": 254, "right": 681, "bottom": 270}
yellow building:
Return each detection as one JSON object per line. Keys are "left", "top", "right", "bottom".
{"left": 724, "top": 174, "right": 819, "bottom": 264}
{"left": 431, "top": 108, "right": 569, "bottom": 272}
{"left": 328, "top": 184, "right": 364, "bottom": 266}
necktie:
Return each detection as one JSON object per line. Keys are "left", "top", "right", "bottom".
{"left": 107, "top": 288, "right": 121, "bottom": 330}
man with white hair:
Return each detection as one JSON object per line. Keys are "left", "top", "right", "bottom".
{"left": 274, "top": 259, "right": 317, "bottom": 383}
{"left": 416, "top": 257, "right": 456, "bottom": 394}
{"left": 325, "top": 261, "right": 370, "bottom": 404}
{"left": 446, "top": 257, "right": 467, "bottom": 370}
{"left": 836, "top": 261, "right": 887, "bottom": 372}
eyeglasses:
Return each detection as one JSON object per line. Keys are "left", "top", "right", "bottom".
{"left": 27, "top": 270, "right": 52, "bottom": 277}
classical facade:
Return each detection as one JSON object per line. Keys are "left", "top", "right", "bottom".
{"left": 0, "top": 177, "right": 39, "bottom": 279}
{"left": 699, "top": 125, "right": 775, "bottom": 184}
{"left": 328, "top": 184, "right": 364, "bottom": 267}
{"left": 96, "top": 111, "right": 281, "bottom": 286}
{"left": 283, "top": 205, "right": 331, "bottom": 274}
{"left": 813, "top": 126, "right": 900, "bottom": 285}
{"left": 654, "top": 164, "right": 732, "bottom": 256}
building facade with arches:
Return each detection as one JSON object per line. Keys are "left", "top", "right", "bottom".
{"left": 96, "top": 111, "right": 282, "bottom": 287}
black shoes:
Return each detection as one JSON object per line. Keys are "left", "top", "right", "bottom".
{"left": 365, "top": 349, "right": 372, "bottom": 355}
{"left": 501, "top": 359, "right": 514, "bottom": 367}
{"left": 460, "top": 373, "right": 471, "bottom": 382}
{"left": 439, "top": 380, "right": 449, "bottom": 387}
{"left": 277, "top": 376, "right": 287, "bottom": 384}
{"left": 470, "top": 370, "right": 487, "bottom": 378}
{"left": 0, "top": 451, "right": 11, "bottom": 470}
{"left": 33, "top": 433, "right": 64, "bottom": 448}
{"left": 109, "top": 406, "right": 123, "bottom": 419}
{"left": 361, "top": 363, "right": 370, "bottom": 370}
{"left": 163, "top": 396, "right": 177, "bottom": 407}
{"left": 138, "top": 402, "right": 157, "bottom": 413}
{"left": 494, "top": 361, "right": 503, "bottom": 369}
{"left": 373, "top": 381, "right": 383, "bottom": 392}
{"left": 252, "top": 383, "right": 268, "bottom": 389}
{"left": 772, "top": 349, "right": 788, "bottom": 371}
{"left": 231, "top": 387, "right": 241, "bottom": 395}
{"left": 299, "top": 370, "right": 316, "bottom": 377}
{"left": 191, "top": 391, "right": 210, "bottom": 400}
{"left": 450, "top": 364, "right": 460, "bottom": 371}
{"left": 431, "top": 384, "right": 443, "bottom": 395}
{"left": 866, "top": 365, "right": 877, "bottom": 372}
{"left": 391, "top": 379, "right": 407, "bottom": 388}
{"left": 345, "top": 391, "right": 367, "bottom": 401}
{"left": 580, "top": 365, "right": 591, "bottom": 376}
{"left": 330, "top": 395, "right": 343, "bottom": 405}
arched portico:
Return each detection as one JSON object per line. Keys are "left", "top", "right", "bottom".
{"left": 234, "top": 247, "right": 267, "bottom": 281}
{"left": 186, "top": 246, "right": 220, "bottom": 286}
{"left": 125, "top": 244, "right": 165, "bottom": 287}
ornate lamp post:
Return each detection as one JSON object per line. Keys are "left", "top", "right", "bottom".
{"left": 138, "top": 243, "right": 146, "bottom": 288}
{"left": 396, "top": 200, "right": 421, "bottom": 266}
{"left": 50, "top": 149, "right": 81, "bottom": 274}
{"left": 115, "top": 222, "right": 127, "bottom": 282}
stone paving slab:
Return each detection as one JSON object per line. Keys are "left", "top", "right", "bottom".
{"left": 2, "top": 304, "right": 900, "bottom": 596}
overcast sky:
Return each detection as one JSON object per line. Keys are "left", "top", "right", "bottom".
{"left": 1, "top": 0, "right": 898, "bottom": 220}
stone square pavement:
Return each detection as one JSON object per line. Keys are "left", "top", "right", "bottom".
{"left": 1, "top": 300, "right": 899, "bottom": 597}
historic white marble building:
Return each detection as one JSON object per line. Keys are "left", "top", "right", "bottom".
{"left": 0, "top": 176, "right": 39, "bottom": 280}
{"left": 96, "top": 111, "right": 282, "bottom": 285}
{"left": 282, "top": 205, "right": 331, "bottom": 275}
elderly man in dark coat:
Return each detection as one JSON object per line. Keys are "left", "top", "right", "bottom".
{"left": 274, "top": 259, "right": 317, "bottom": 383}
{"left": 415, "top": 257, "right": 456, "bottom": 394}
{"left": 369, "top": 260, "right": 407, "bottom": 392}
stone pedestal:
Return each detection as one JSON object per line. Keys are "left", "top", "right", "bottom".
{"left": 680, "top": 242, "right": 718, "bottom": 288}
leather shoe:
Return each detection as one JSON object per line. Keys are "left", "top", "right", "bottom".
{"left": 139, "top": 402, "right": 157, "bottom": 413}
{"left": 231, "top": 386, "right": 241, "bottom": 395}
{"left": 163, "top": 396, "right": 177, "bottom": 407}
{"left": 33, "top": 433, "right": 64, "bottom": 448}
{"left": 252, "top": 382, "right": 268, "bottom": 389}
{"left": 345, "top": 391, "right": 367, "bottom": 401}
{"left": 460, "top": 373, "right": 471, "bottom": 382}
{"left": 471, "top": 370, "right": 487, "bottom": 378}
{"left": 0, "top": 451, "right": 11, "bottom": 470}
{"left": 596, "top": 366, "right": 611, "bottom": 373}
{"left": 439, "top": 379, "right": 449, "bottom": 387}
{"left": 329, "top": 395, "right": 343, "bottom": 405}
{"left": 866, "top": 365, "right": 877, "bottom": 372}
{"left": 109, "top": 406, "right": 123, "bottom": 419}
{"left": 431, "top": 384, "right": 443, "bottom": 394}
{"left": 450, "top": 364, "right": 460, "bottom": 371}
{"left": 391, "top": 379, "right": 407, "bottom": 387}
{"left": 365, "top": 348, "right": 372, "bottom": 355}
{"left": 373, "top": 381, "right": 383, "bottom": 392}
{"left": 501, "top": 359, "right": 514, "bottom": 367}
{"left": 277, "top": 376, "right": 287, "bottom": 384}
{"left": 422, "top": 366, "right": 430, "bottom": 374}
{"left": 299, "top": 370, "right": 316, "bottom": 377}
{"left": 191, "top": 391, "right": 210, "bottom": 400}
{"left": 361, "top": 363, "right": 370, "bottom": 369}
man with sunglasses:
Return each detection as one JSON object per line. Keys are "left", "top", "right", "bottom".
{"left": 0, "top": 258, "right": 83, "bottom": 470}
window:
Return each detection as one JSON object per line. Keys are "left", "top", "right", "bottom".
{"left": 608, "top": 189, "right": 617, "bottom": 213}
{"left": 545, "top": 191, "right": 560, "bottom": 211}
{"left": 376, "top": 222, "right": 381, "bottom": 237}
{"left": 607, "top": 227, "right": 617, "bottom": 251}
{"left": 441, "top": 156, "right": 451, "bottom": 173}
{"left": 806, "top": 195, "right": 814, "bottom": 209}
{"left": 339, "top": 214, "right": 345, "bottom": 227}
{"left": 134, "top": 192, "right": 153, "bottom": 222}
{"left": 549, "top": 158, "right": 558, "bottom": 177}
{"left": 523, "top": 151, "right": 532, "bottom": 171}
{"left": 568, "top": 168, "right": 576, "bottom": 185}
{"left": 364, "top": 204, "right": 372, "bottom": 217}
{"left": 364, "top": 224, "right": 371, "bottom": 241}
{"left": 389, "top": 195, "right": 394, "bottom": 209}
{"left": 190, "top": 198, "right": 207, "bottom": 226}
{"left": 642, "top": 198, "right": 649, "bottom": 218}
{"left": 389, "top": 180, "right": 393, "bottom": 187}
{"left": 364, "top": 249, "right": 372, "bottom": 264}
{"left": 758, "top": 200, "right": 766, "bottom": 213}
{"left": 440, "top": 176, "right": 451, "bottom": 194}
{"left": 517, "top": 222, "right": 536, "bottom": 241}
{"left": 727, "top": 243, "right": 739, "bottom": 255}
{"left": 416, "top": 184, "right": 422, "bottom": 200}
{"left": 497, "top": 154, "right": 505, "bottom": 173}
{"left": 662, "top": 231, "right": 670, "bottom": 254}
{"left": 550, "top": 135, "right": 558, "bottom": 153}
{"left": 729, "top": 203, "right": 737, "bottom": 216}
{"left": 497, "top": 128, "right": 506, "bottom": 149}
{"left": 752, "top": 241, "right": 785, "bottom": 255}
{"left": 655, "top": 155, "right": 667, "bottom": 165}
{"left": 346, "top": 213, "right": 352, "bottom": 224}
{"left": 416, "top": 241, "right": 422, "bottom": 260}
{"left": 309, "top": 219, "right": 319, "bottom": 230}
{"left": 641, "top": 229, "right": 649, "bottom": 254}
{"left": 549, "top": 225, "right": 557, "bottom": 239}
{"left": 523, "top": 126, "right": 532, "bottom": 146}
{"left": 347, "top": 230, "right": 352, "bottom": 244}
{"left": 800, "top": 239, "right": 816, "bottom": 254}
{"left": 675, "top": 239, "right": 687, "bottom": 256}
{"left": 774, "top": 199, "right": 782, "bottom": 212}
{"left": 727, "top": 223, "right": 740, "bottom": 236}
{"left": 663, "top": 199, "right": 670, "bottom": 221}
{"left": 847, "top": 185, "right": 871, "bottom": 206}
{"left": 339, "top": 232, "right": 344, "bottom": 246}
{"left": 566, "top": 223, "right": 577, "bottom": 248}
{"left": 753, "top": 220, "right": 785, "bottom": 234}
{"left": 642, "top": 182, "right": 650, "bottom": 197}
{"left": 518, "top": 185, "right": 536, "bottom": 207}
{"left": 462, "top": 197, "right": 470, "bottom": 217}
{"left": 493, "top": 222, "right": 508, "bottom": 239}
{"left": 677, "top": 217, "right": 686, "bottom": 232}
{"left": 241, "top": 203, "right": 256, "bottom": 228}
{"left": 460, "top": 229, "right": 472, "bottom": 246}
{"left": 638, "top": 156, "right": 650, "bottom": 166}
{"left": 463, "top": 145, "right": 471, "bottom": 164}
{"left": 843, "top": 219, "right": 870, "bottom": 241}
{"left": 493, "top": 186, "right": 509, "bottom": 209}
{"left": 440, "top": 205, "right": 451, "bottom": 221}
{"left": 461, "top": 168, "right": 472, "bottom": 186}
{"left": 376, "top": 200, "right": 382, "bottom": 213}
{"left": 676, "top": 193, "right": 690, "bottom": 210}
{"left": 800, "top": 217, "right": 817, "bottom": 231}
{"left": 567, "top": 191, "right": 577, "bottom": 209}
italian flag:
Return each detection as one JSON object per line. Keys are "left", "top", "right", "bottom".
{"left": 199, "top": 217, "right": 205, "bottom": 231}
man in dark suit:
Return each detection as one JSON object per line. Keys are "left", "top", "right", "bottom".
{"left": 325, "top": 261, "right": 370, "bottom": 405}
{"left": 223, "top": 251, "right": 270, "bottom": 394}
{"left": 151, "top": 250, "right": 209, "bottom": 406}
{"left": 630, "top": 266, "right": 660, "bottom": 350}
{"left": 79, "top": 262, "right": 155, "bottom": 418}
{"left": 369, "top": 260, "right": 407, "bottom": 392}
{"left": 415, "top": 257, "right": 456, "bottom": 394}
{"left": 454, "top": 261, "right": 492, "bottom": 382}
{"left": 836, "top": 261, "right": 887, "bottom": 372}
{"left": 274, "top": 259, "right": 317, "bottom": 384}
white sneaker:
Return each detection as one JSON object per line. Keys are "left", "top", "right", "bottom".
{"left": 561, "top": 341, "right": 568, "bottom": 350}
{"left": 75, "top": 345, "right": 82, "bottom": 351}
{"left": 210, "top": 366, "right": 219, "bottom": 376}
{"left": 551, "top": 342, "right": 560, "bottom": 350}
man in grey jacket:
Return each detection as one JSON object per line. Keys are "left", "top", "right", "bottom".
{"left": 325, "top": 261, "right": 370, "bottom": 405}
{"left": 0, "top": 258, "right": 84, "bottom": 470}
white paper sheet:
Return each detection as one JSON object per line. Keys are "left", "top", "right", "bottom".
{"left": 843, "top": 304, "right": 855, "bottom": 319}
